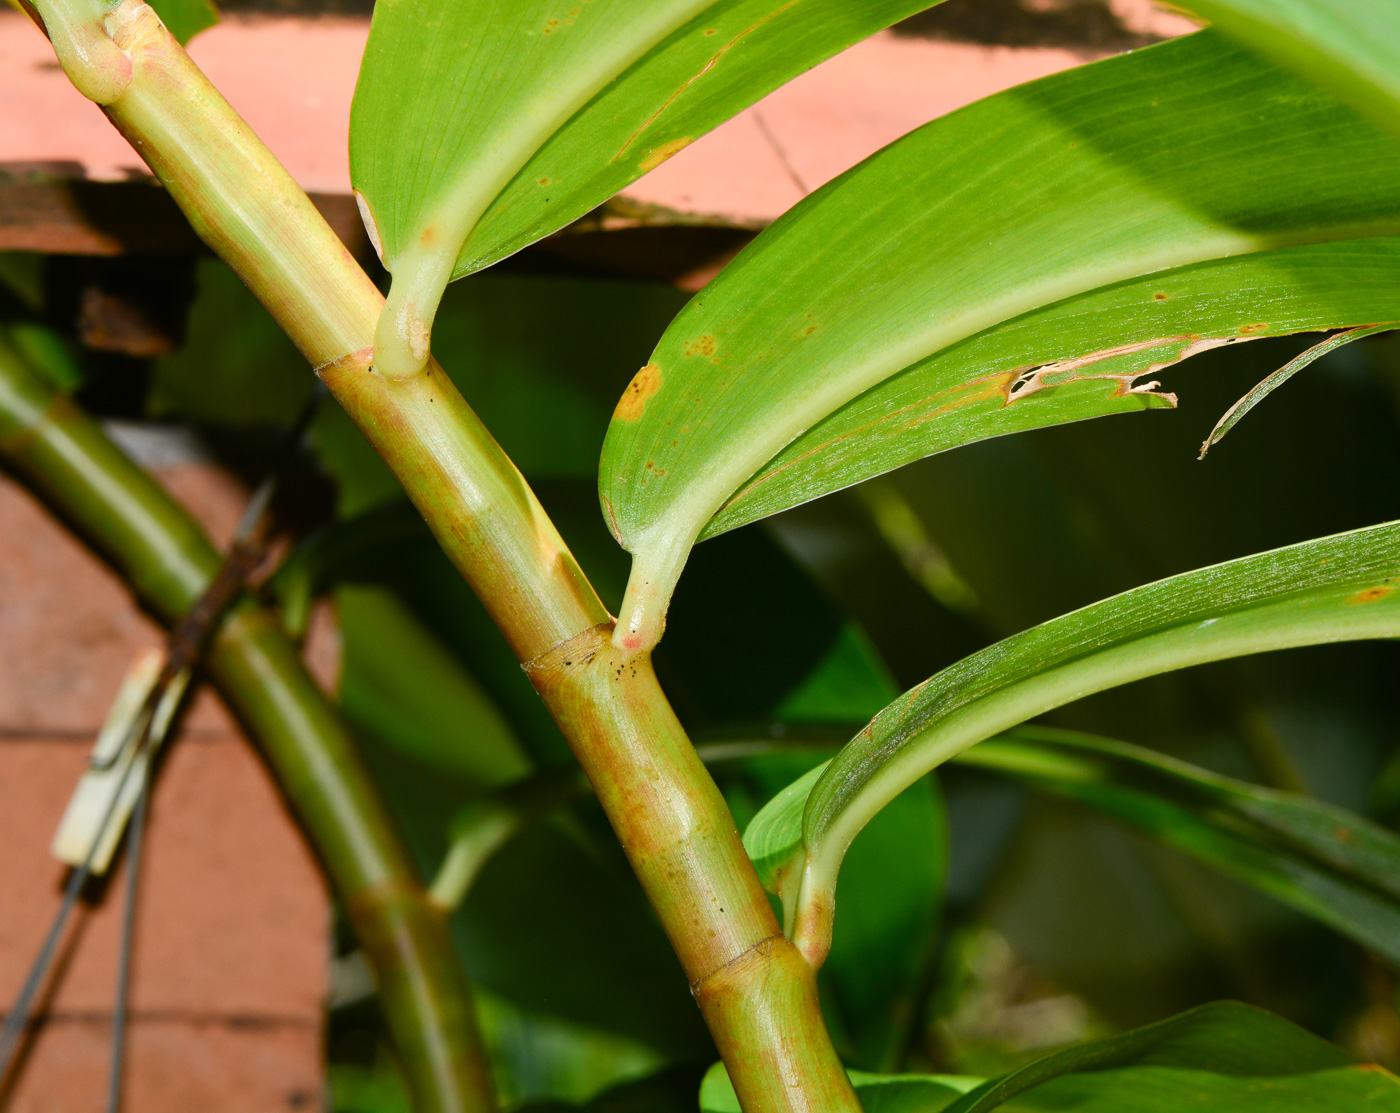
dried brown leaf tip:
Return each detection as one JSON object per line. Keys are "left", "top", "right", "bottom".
{"left": 614, "top": 362, "right": 663, "bottom": 421}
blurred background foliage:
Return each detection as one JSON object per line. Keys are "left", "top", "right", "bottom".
{"left": 2, "top": 243, "right": 1398, "bottom": 1111}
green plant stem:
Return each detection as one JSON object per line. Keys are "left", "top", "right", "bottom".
{"left": 42, "top": 4, "right": 860, "bottom": 1108}
{"left": 0, "top": 335, "right": 495, "bottom": 1113}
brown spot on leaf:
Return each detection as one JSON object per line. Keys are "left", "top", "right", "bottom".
{"left": 1154, "top": 292, "right": 1169, "bottom": 301}
{"left": 613, "top": 363, "right": 662, "bottom": 422}
{"left": 1347, "top": 585, "right": 1392, "bottom": 605}
{"left": 910, "top": 372, "right": 1017, "bottom": 423}
{"left": 685, "top": 334, "right": 717, "bottom": 357}
{"left": 1239, "top": 322, "right": 1269, "bottom": 335}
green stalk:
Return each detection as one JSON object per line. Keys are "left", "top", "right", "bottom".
{"left": 30, "top": 3, "right": 861, "bottom": 1109}
{"left": 0, "top": 334, "right": 495, "bottom": 1113}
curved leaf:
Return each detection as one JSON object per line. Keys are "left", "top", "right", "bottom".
{"left": 1187, "top": 1, "right": 1400, "bottom": 136}
{"left": 958, "top": 727, "right": 1400, "bottom": 964}
{"left": 336, "top": 584, "right": 532, "bottom": 788}
{"left": 1199, "top": 323, "right": 1391, "bottom": 458}
{"left": 349, "top": 0, "right": 933, "bottom": 378}
{"left": 943, "top": 1001, "right": 1395, "bottom": 1113}
{"left": 741, "top": 521, "right": 1400, "bottom": 963}
{"left": 598, "top": 31, "right": 1400, "bottom": 651}
{"left": 703, "top": 241, "right": 1400, "bottom": 538}
{"left": 429, "top": 767, "right": 587, "bottom": 910}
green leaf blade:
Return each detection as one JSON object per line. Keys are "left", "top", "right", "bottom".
{"left": 599, "top": 31, "right": 1400, "bottom": 651}
{"left": 742, "top": 522, "right": 1400, "bottom": 963}
{"left": 349, "top": 0, "right": 931, "bottom": 378}
{"left": 1199, "top": 323, "right": 1392, "bottom": 458}
{"left": 943, "top": 1001, "right": 1396, "bottom": 1113}
{"left": 959, "top": 729, "right": 1400, "bottom": 964}
{"left": 1187, "top": 0, "right": 1400, "bottom": 137}
{"left": 707, "top": 240, "right": 1400, "bottom": 537}
{"left": 149, "top": 0, "right": 217, "bottom": 44}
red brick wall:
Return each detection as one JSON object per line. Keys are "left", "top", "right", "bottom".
{"left": 0, "top": 461, "right": 329, "bottom": 1112}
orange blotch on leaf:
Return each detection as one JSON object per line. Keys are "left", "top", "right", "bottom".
{"left": 640, "top": 137, "right": 693, "bottom": 172}
{"left": 1347, "top": 585, "right": 1393, "bottom": 605}
{"left": 685, "top": 334, "right": 717, "bottom": 357}
{"left": 614, "top": 363, "right": 663, "bottom": 422}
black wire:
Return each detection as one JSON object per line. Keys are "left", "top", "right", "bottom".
{"left": 0, "top": 705, "right": 152, "bottom": 1082}
{"left": 105, "top": 774, "right": 150, "bottom": 1113}
{"left": 0, "top": 854, "right": 88, "bottom": 1076}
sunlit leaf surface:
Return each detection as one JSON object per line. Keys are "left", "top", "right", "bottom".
{"left": 598, "top": 31, "right": 1400, "bottom": 651}
{"left": 349, "top": 0, "right": 933, "bottom": 377}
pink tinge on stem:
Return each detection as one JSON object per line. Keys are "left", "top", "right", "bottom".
{"left": 612, "top": 579, "right": 667, "bottom": 653}
{"left": 611, "top": 535, "right": 695, "bottom": 654}
{"left": 791, "top": 893, "right": 833, "bottom": 971}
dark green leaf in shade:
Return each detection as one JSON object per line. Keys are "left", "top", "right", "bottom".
{"left": 943, "top": 1001, "right": 1396, "bottom": 1113}
{"left": 0, "top": 253, "right": 44, "bottom": 311}
{"left": 4, "top": 323, "right": 84, "bottom": 393}
{"left": 957, "top": 727, "right": 1400, "bottom": 963}
{"left": 1199, "top": 324, "right": 1391, "bottom": 457}
{"left": 149, "top": 259, "right": 313, "bottom": 428}
{"left": 335, "top": 584, "right": 532, "bottom": 788}
{"left": 1186, "top": 0, "right": 1400, "bottom": 137}
{"left": 742, "top": 521, "right": 1400, "bottom": 964}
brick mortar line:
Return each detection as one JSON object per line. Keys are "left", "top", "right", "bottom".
{"left": 0, "top": 1009, "right": 319, "bottom": 1029}
{"left": 0, "top": 729, "right": 244, "bottom": 743}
